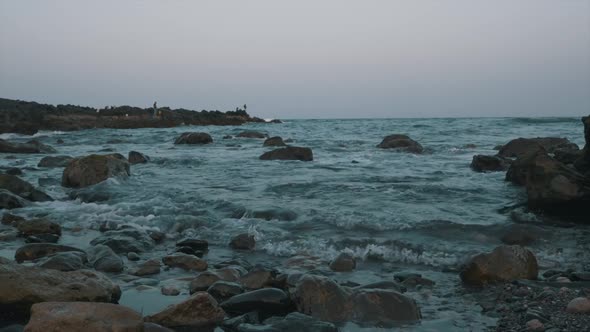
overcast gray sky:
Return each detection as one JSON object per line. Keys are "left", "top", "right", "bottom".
{"left": 1, "top": 1, "right": 589, "bottom": 118}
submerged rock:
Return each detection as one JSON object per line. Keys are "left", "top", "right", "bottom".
{"left": 0, "top": 139, "right": 56, "bottom": 154}
{"left": 237, "top": 130, "right": 267, "bottom": 139}
{"left": 174, "top": 132, "right": 213, "bottom": 145}
{"left": 25, "top": 302, "right": 142, "bottom": 332}
{"left": 90, "top": 228, "right": 155, "bottom": 254}
{"left": 62, "top": 154, "right": 130, "bottom": 188}
{"left": 263, "top": 136, "right": 286, "bottom": 147}
{"left": 259, "top": 146, "right": 313, "bottom": 161}
{"left": 128, "top": 151, "right": 149, "bottom": 164}
{"left": 471, "top": 155, "right": 508, "bottom": 172}
{"left": 0, "top": 174, "right": 53, "bottom": 202}
{"left": 37, "top": 155, "right": 73, "bottom": 168}
{"left": 329, "top": 253, "right": 356, "bottom": 272}
{"left": 377, "top": 134, "right": 423, "bottom": 153}
{"left": 229, "top": 233, "right": 256, "bottom": 250}
{"left": 144, "top": 292, "right": 225, "bottom": 328}
{"left": 15, "top": 243, "right": 85, "bottom": 263}
{"left": 460, "top": 245, "right": 538, "bottom": 285}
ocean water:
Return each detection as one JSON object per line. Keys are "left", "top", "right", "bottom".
{"left": 1, "top": 117, "right": 589, "bottom": 331}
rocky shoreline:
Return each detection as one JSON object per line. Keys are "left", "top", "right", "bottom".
{"left": 1, "top": 112, "right": 590, "bottom": 331}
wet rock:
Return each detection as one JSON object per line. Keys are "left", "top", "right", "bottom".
{"left": 571, "top": 272, "right": 590, "bottom": 281}
{"left": 90, "top": 228, "right": 155, "bottom": 254}
{"left": 1, "top": 213, "right": 24, "bottom": 225}
{"left": 259, "top": 147, "right": 313, "bottom": 161}
{"left": 162, "top": 253, "right": 207, "bottom": 271}
{"left": 554, "top": 148, "right": 582, "bottom": 165}
{"left": 566, "top": 297, "right": 590, "bottom": 313}
{"left": 354, "top": 281, "right": 406, "bottom": 293}
{"left": 230, "top": 233, "right": 256, "bottom": 250}
{"left": 174, "top": 132, "right": 213, "bottom": 145}
{"left": 128, "top": 151, "right": 149, "bottom": 164}
{"left": 498, "top": 137, "right": 577, "bottom": 159}
{"left": 506, "top": 150, "right": 541, "bottom": 186}
{"left": 207, "top": 281, "right": 244, "bottom": 302}
{"left": 24, "top": 302, "right": 142, "bottom": 332}
{"left": 377, "top": 134, "right": 423, "bottom": 153}
{"left": 256, "top": 313, "right": 337, "bottom": 332}
{"left": 293, "top": 275, "right": 353, "bottom": 322}
{"left": 15, "top": 218, "right": 61, "bottom": 237}
{"left": 351, "top": 289, "right": 421, "bottom": 323}
{"left": 190, "top": 271, "right": 222, "bottom": 293}
{"left": 0, "top": 229, "right": 19, "bottom": 241}
{"left": 500, "top": 224, "right": 540, "bottom": 246}
{"left": 251, "top": 208, "right": 298, "bottom": 221}
{"left": 38, "top": 251, "right": 87, "bottom": 271}
{"left": 0, "top": 258, "right": 121, "bottom": 317}
{"left": 221, "top": 312, "right": 260, "bottom": 331}
{"left": 25, "top": 233, "right": 60, "bottom": 244}
{"left": 175, "top": 246, "right": 204, "bottom": 257}
{"left": 176, "top": 238, "right": 208, "bottom": 251}
{"left": 460, "top": 245, "right": 538, "bottom": 285}
{"left": 0, "top": 189, "right": 26, "bottom": 209}
{"left": 223, "top": 135, "right": 233, "bottom": 139}
{"left": 127, "top": 252, "right": 140, "bottom": 261}
{"left": 147, "top": 230, "right": 165, "bottom": 243}
{"left": 0, "top": 139, "right": 56, "bottom": 154}
{"left": 400, "top": 276, "right": 436, "bottom": 288}
{"left": 87, "top": 244, "right": 124, "bottom": 273}
{"left": 15, "top": 243, "right": 85, "bottom": 263}
{"left": 329, "top": 253, "right": 356, "bottom": 272}
{"left": 574, "top": 115, "right": 590, "bottom": 174}
{"left": 161, "top": 285, "right": 181, "bottom": 296}
{"left": 216, "top": 266, "right": 246, "bottom": 282}
{"left": 144, "top": 292, "right": 225, "bottom": 328}
{"left": 263, "top": 136, "right": 286, "bottom": 147}
{"left": 0, "top": 174, "right": 53, "bottom": 202}
{"left": 37, "top": 155, "right": 73, "bottom": 168}
{"left": 4, "top": 167, "right": 22, "bottom": 176}
{"left": 237, "top": 130, "right": 267, "bottom": 139}
{"left": 471, "top": 155, "right": 508, "bottom": 172}
{"left": 62, "top": 154, "right": 130, "bottom": 188}
{"left": 239, "top": 266, "right": 277, "bottom": 290}
{"left": 526, "top": 318, "right": 545, "bottom": 331}
{"left": 130, "top": 258, "right": 161, "bottom": 276}
{"left": 220, "top": 288, "right": 291, "bottom": 317}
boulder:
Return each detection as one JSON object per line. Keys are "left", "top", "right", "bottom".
{"left": 1, "top": 213, "right": 25, "bottom": 225}
{"left": 354, "top": 281, "right": 406, "bottom": 293}
{"left": 350, "top": 289, "right": 421, "bottom": 323}
{"left": 37, "top": 252, "right": 87, "bottom": 272}
{"left": 62, "top": 154, "right": 130, "bottom": 188}
{"left": 505, "top": 151, "right": 540, "bottom": 186}
{"left": 128, "top": 151, "right": 149, "bottom": 164}
{"left": 292, "top": 275, "right": 353, "bottom": 322}
{"left": 207, "top": 281, "right": 244, "bottom": 302}
{"left": 498, "top": 137, "right": 577, "bottom": 159}
{"left": 144, "top": 292, "right": 225, "bottom": 328}
{"left": 220, "top": 288, "right": 291, "bottom": 317}
{"left": 239, "top": 266, "right": 277, "bottom": 290}
{"left": 259, "top": 147, "right": 313, "bottom": 161}
{"left": 471, "top": 155, "right": 508, "bottom": 172}
{"left": 566, "top": 297, "right": 590, "bottom": 314}
{"left": 0, "top": 258, "right": 121, "bottom": 317}
{"left": 0, "top": 139, "right": 56, "bottom": 154}
{"left": 0, "top": 189, "right": 26, "bottom": 209}
{"left": 15, "top": 218, "right": 61, "bottom": 237}
{"left": 24, "top": 302, "right": 143, "bottom": 332}
{"left": 229, "top": 233, "right": 256, "bottom": 250}
{"left": 176, "top": 238, "right": 208, "bottom": 251}
{"left": 377, "top": 135, "right": 423, "bottom": 153}
{"left": 237, "top": 130, "right": 267, "bottom": 139}
{"left": 162, "top": 253, "right": 207, "bottom": 271}
{"left": 37, "top": 155, "right": 73, "bottom": 168}
{"left": 130, "top": 259, "right": 161, "bottom": 276}
{"left": 329, "top": 253, "right": 356, "bottom": 272}
{"left": 0, "top": 174, "right": 53, "bottom": 202}
{"left": 460, "top": 245, "right": 538, "bottom": 285}
{"left": 87, "top": 244, "right": 124, "bottom": 273}
{"left": 190, "top": 271, "right": 222, "bottom": 293}
{"left": 252, "top": 313, "right": 337, "bottom": 332}
{"left": 174, "top": 132, "right": 213, "bottom": 145}
{"left": 4, "top": 167, "right": 22, "bottom": 176}
{"left": 263, "top": 136, "right": 286, "bottom": 147}
{"left": 90, "top": 228, "right": 155, "bottom": 254}
{"left": 15, "top": 243, "right": 85, "bottom": 263}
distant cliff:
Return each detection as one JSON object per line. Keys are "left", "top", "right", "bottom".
{"left": 0, "top": 98, "right": 265, "bottom": 135}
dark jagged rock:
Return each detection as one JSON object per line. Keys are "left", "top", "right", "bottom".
{"left": 220, "top": 288, "right": 291, "bottom": 317}
{"left": 471, "top": 155, "right": 509, "bottom": 172}
{"left": 498, "top": 137, "right": 578, "bottom": 159}
{"left": 329, "top": 253, "right": 356, "bottom": 272}
{"left": 0, "top": 174, "right": 53, "bottom": 202}
{"left": 237, "top": 130, "right": 267, "bottom": 139}
{"left": 128, "top": 151, "right": 149, "bottom": 164}
{"left": 377, "top": 134, "right": 424, "bottom": 153}
{"left": 62, "top": 154, "right": 130, "bottom": 188}
{"left": 174, "top": 132, "right": 213, "bottom": 145}
{"left": 251, "top": 208, "right": 298, "bottom": 221}
{"left": 460, "top": 245, "right": 538, "bottom": 285}
{"left": 37, "top": 155, "right": 73, "bottom": 167}
{"left": 90, "top": 228, "right": 155, "bottom": 254}
{"left": 15, "top": 243, "right": 85, "bottom": 263}
{"left": 3, "top": 167, "right": 22, "bottom": 176}
{"left": 259, "top": 147, "right": 313, "bottom": 161}
{"left": 263, "top": 136, "right": 286, "bottom": 147}
{"left": 230, "top": 233, "right": 256, "bottom": 250}
{"left": 1, "top": 213, "right": 25, "bottom": 225}
{"left": 0, "top": 139, "right": 56, "bottom": 154}
{"left": 0, "top": 189, "right": 26, "bottom": 209}
{"left": 144, "top": 292, "right": 225, "bottom": 328}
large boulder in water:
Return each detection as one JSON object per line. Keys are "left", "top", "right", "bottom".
{"left": 62, "top": 154, "right": 130, "bottom": 188}
{"left": 259, "top": 147, "right": 313, "bottom": 161}
{"left": 128, "top": 151, "right": 149, "bottom": 164}
{"left": 0, "top": 258, "right": 121, "bottom": 318}
{"left": 471, "top": 155, "right": 509, "bottom": 172}
{"left": 498, "top": 137, "right": 578, "bottom": 159}
{"left": 460, "top": 245, "right": 538, "bottom": 285}
{"left": 377, "top": 135, "right": 423, "bottom": 153}
{"left": 0, "top": 139, "right": 56, "bottom": 154}
{"left": 24, "top": 302, "right": 143, "bottom": 332}
{"left": 144, "top": 292, "right": 225, "bottom": 328}
{"left": 263, "top": 136, "right": 286, "bottom": 147}
{"left": 0, "top": 174, "right": 53, "bottom": 202}
{"left": 174, "top": 132, "right": 213, "bottom": 145}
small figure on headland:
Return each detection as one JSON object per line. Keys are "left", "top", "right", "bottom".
{"left": 153, "top": 101, "right": 158, "bottom": 118}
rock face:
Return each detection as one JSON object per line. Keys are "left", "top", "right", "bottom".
{"left": 460, "top": 245, "right": 538, "bottom": 285}
{"left": 174, "top": 132, "right": 213, "bottom": 145}
{"left": 498, "top": 137, "right": 577, "bottom": 159}
{"left": 237, "top": 130, "right": 267, "bottom": 139}
{"left": 0, "top": 174, "right": 53, "bottom": 202}
{"left": 62, "top": 154, "right": 130, "bottom": 188}
{"left": 90, "top": 228, "right": 155, "bottom": 254}
{"left": 0, "top": 258, "right": 121, "bottom": 317}
{"left": 128, "top": 151, "right": 149, "bottom": 164}
{"left": 263, "top": 136, "right": 286, "bottom": 147}
{"left": 259, "top": 147, "right": 313, "bottom": 161}
{"left": 471, "top": 155, "right": 508, "bottom": 172}
{"left": 0, "top": 139, "right": 56, "bottom": 154}
{"left": 144, "top": 292, "right": 225, "bottom": 328}
{"left": 24, "top": 302, "right": 143, "bottom": 332}
{"left": 37, "top": 155, "right": 73, "bottom": 168}
{"left": 377, "top": 135, "right": 424, "bottom": 153}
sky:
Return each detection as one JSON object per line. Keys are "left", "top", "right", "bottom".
{"left": 0, "top": 1, "right": 589, "bottom": 119}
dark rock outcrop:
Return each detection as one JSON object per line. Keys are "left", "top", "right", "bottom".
{"left": 37, "top": 155, "right": 73, "bottom": 168}
{"left": 128, "top": 151, "right": 149, "bottom": 164}
{"left": 471, "top": 155, "right": 508, "bottom": 172}
{"left": 174, "top": 132, "right": 213, "bottom": 145}
{"left": 37, "top": 252, "right": 87, "bottom": 272}
{"left": 460, "top": 245, "right": 538, "bottom": 285}
{"left": 62, "top": 154, "right": 130, "bottom": 188}
{"left": 575, "top": 116, "right": 590, "bottom": 175}
{"left": 263, "top": 136, "right": 286, "bottom": 147}
{"left": 237, "top": 131, "right": 267, "bottom": 139}
{"left": 498, "top": 137, "right": 578, "bottom": 159}
{"left": 0, "top": 174, "right": 53, "bottom": 202}
{"left": 259, "top": 147, "right": 313, "bottom": 161}
{"left": 377, "top": 135, "right": 424, "bottom": 153}
{"left": 0, "top": 139, "right": 56, "bottom": 154}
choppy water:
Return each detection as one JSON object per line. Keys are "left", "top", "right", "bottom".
{"left": 2, "top": 117, "right": 589, "bottom": 331}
